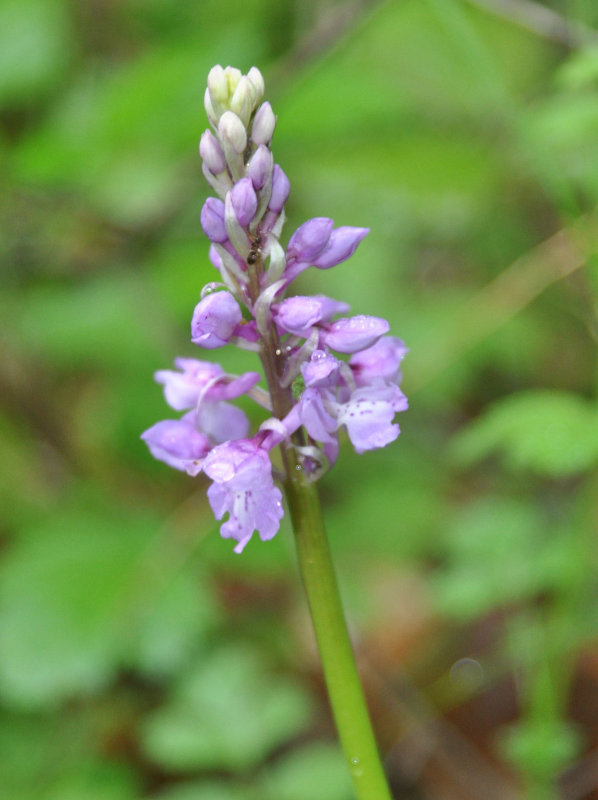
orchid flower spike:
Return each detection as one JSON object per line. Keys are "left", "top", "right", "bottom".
{"left": 141, "top": 65, "right": 407, "bottom": 551}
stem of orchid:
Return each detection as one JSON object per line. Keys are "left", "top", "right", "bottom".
{"left": 284, "top": 470, "right": 394, "bottom": 800}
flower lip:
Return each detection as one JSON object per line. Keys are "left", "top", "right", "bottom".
{"left": 204, "top": 438, "right": 284, "bottom": 552}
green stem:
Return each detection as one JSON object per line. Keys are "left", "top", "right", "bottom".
{"left": 284, "top": 470, "right": 394, "bottom": 800}
{"left": 246, "top": 255, "right": 392, "bottom": 798}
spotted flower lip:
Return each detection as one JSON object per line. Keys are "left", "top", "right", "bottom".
{"left": 204, "top": 439, "right": 284, "bottom": 553}
{"left": 337, "top": 384, "right": 407, "bottom": 453}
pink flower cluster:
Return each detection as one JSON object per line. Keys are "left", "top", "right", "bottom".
{"left": 142, "top": 66, "right": 407, "bottom": 552}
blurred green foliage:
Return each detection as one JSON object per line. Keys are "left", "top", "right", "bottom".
{"left": 2, "top": 0, "right": 598, "bottom": 798}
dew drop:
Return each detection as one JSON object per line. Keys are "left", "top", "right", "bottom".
{"left": 295, "top": 464, "right": 301, "bottom": 471}
{"left": 449, "top": 658, "right": 484, "bottom": 690}
{"left": 275, "top": 348, "right": 282, "bottom": 356}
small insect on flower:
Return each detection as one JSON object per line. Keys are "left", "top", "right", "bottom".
{"left": 247, "top": 232, "right": 263, "bottom": 265}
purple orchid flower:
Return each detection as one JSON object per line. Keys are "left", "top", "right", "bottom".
{"left": 203, "top": 438, "right": 284, "bottom": 553}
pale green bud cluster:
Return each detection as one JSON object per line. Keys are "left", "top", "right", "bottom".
{"left": 204, "top": 65, "right": 265, "bottom": 128}
{"left": 202, "top": 65, "right": 277, "bottom": 190}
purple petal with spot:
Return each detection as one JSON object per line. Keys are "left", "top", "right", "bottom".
{"left": 337, "top": 384, "right": 407, "bottom": 454}
{"left": 350, "top": 336, "right": 408, "bottom": 386}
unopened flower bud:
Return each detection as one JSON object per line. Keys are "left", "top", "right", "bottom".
{"left": 252, "top": 102, "right": 276, "bottom": 145}
{"left": 230, "top": 76, "right": 256, "bottom": 127}
{"left": 204, "top": 87, "right": 219, "bottom": 126}
{"left": 275, "top": 295, "right": 350, "bottom": 336}
{"left": 191, "top": 291, "right": 243, "bottom": 349}
{"left": 230, "top": 177, "right": 258, "bottom": 227}
{"left": 218, "top": 111, "right": 247, "bottom": 154}
{"left": 201, "top": 198, "right": 228, "bottom": 243}
{"left": 287, "top": 218, "right": 334, "bottom": 262}
{"left": 246, "top": 145, "right": 273, "bottom": 190}
{"left": 247, "top": 67, "right": 265, "bottom": 104}
{"left": 321, "top": 315, "right": 389, "bottom": 354}
{"left": 268, "top": 165, "right": 290, "bottom": 213}
{"left": 223, "top": 65, "right": 242, "bottom": 95}
{"left": 199, "top": 129, "right": 226, "bottom": 174}
{"left": 207, "top": 65, "right": 229, "bottom": 105}
{"left": 313, "top": 227, "right": 369, "bottom": 269}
